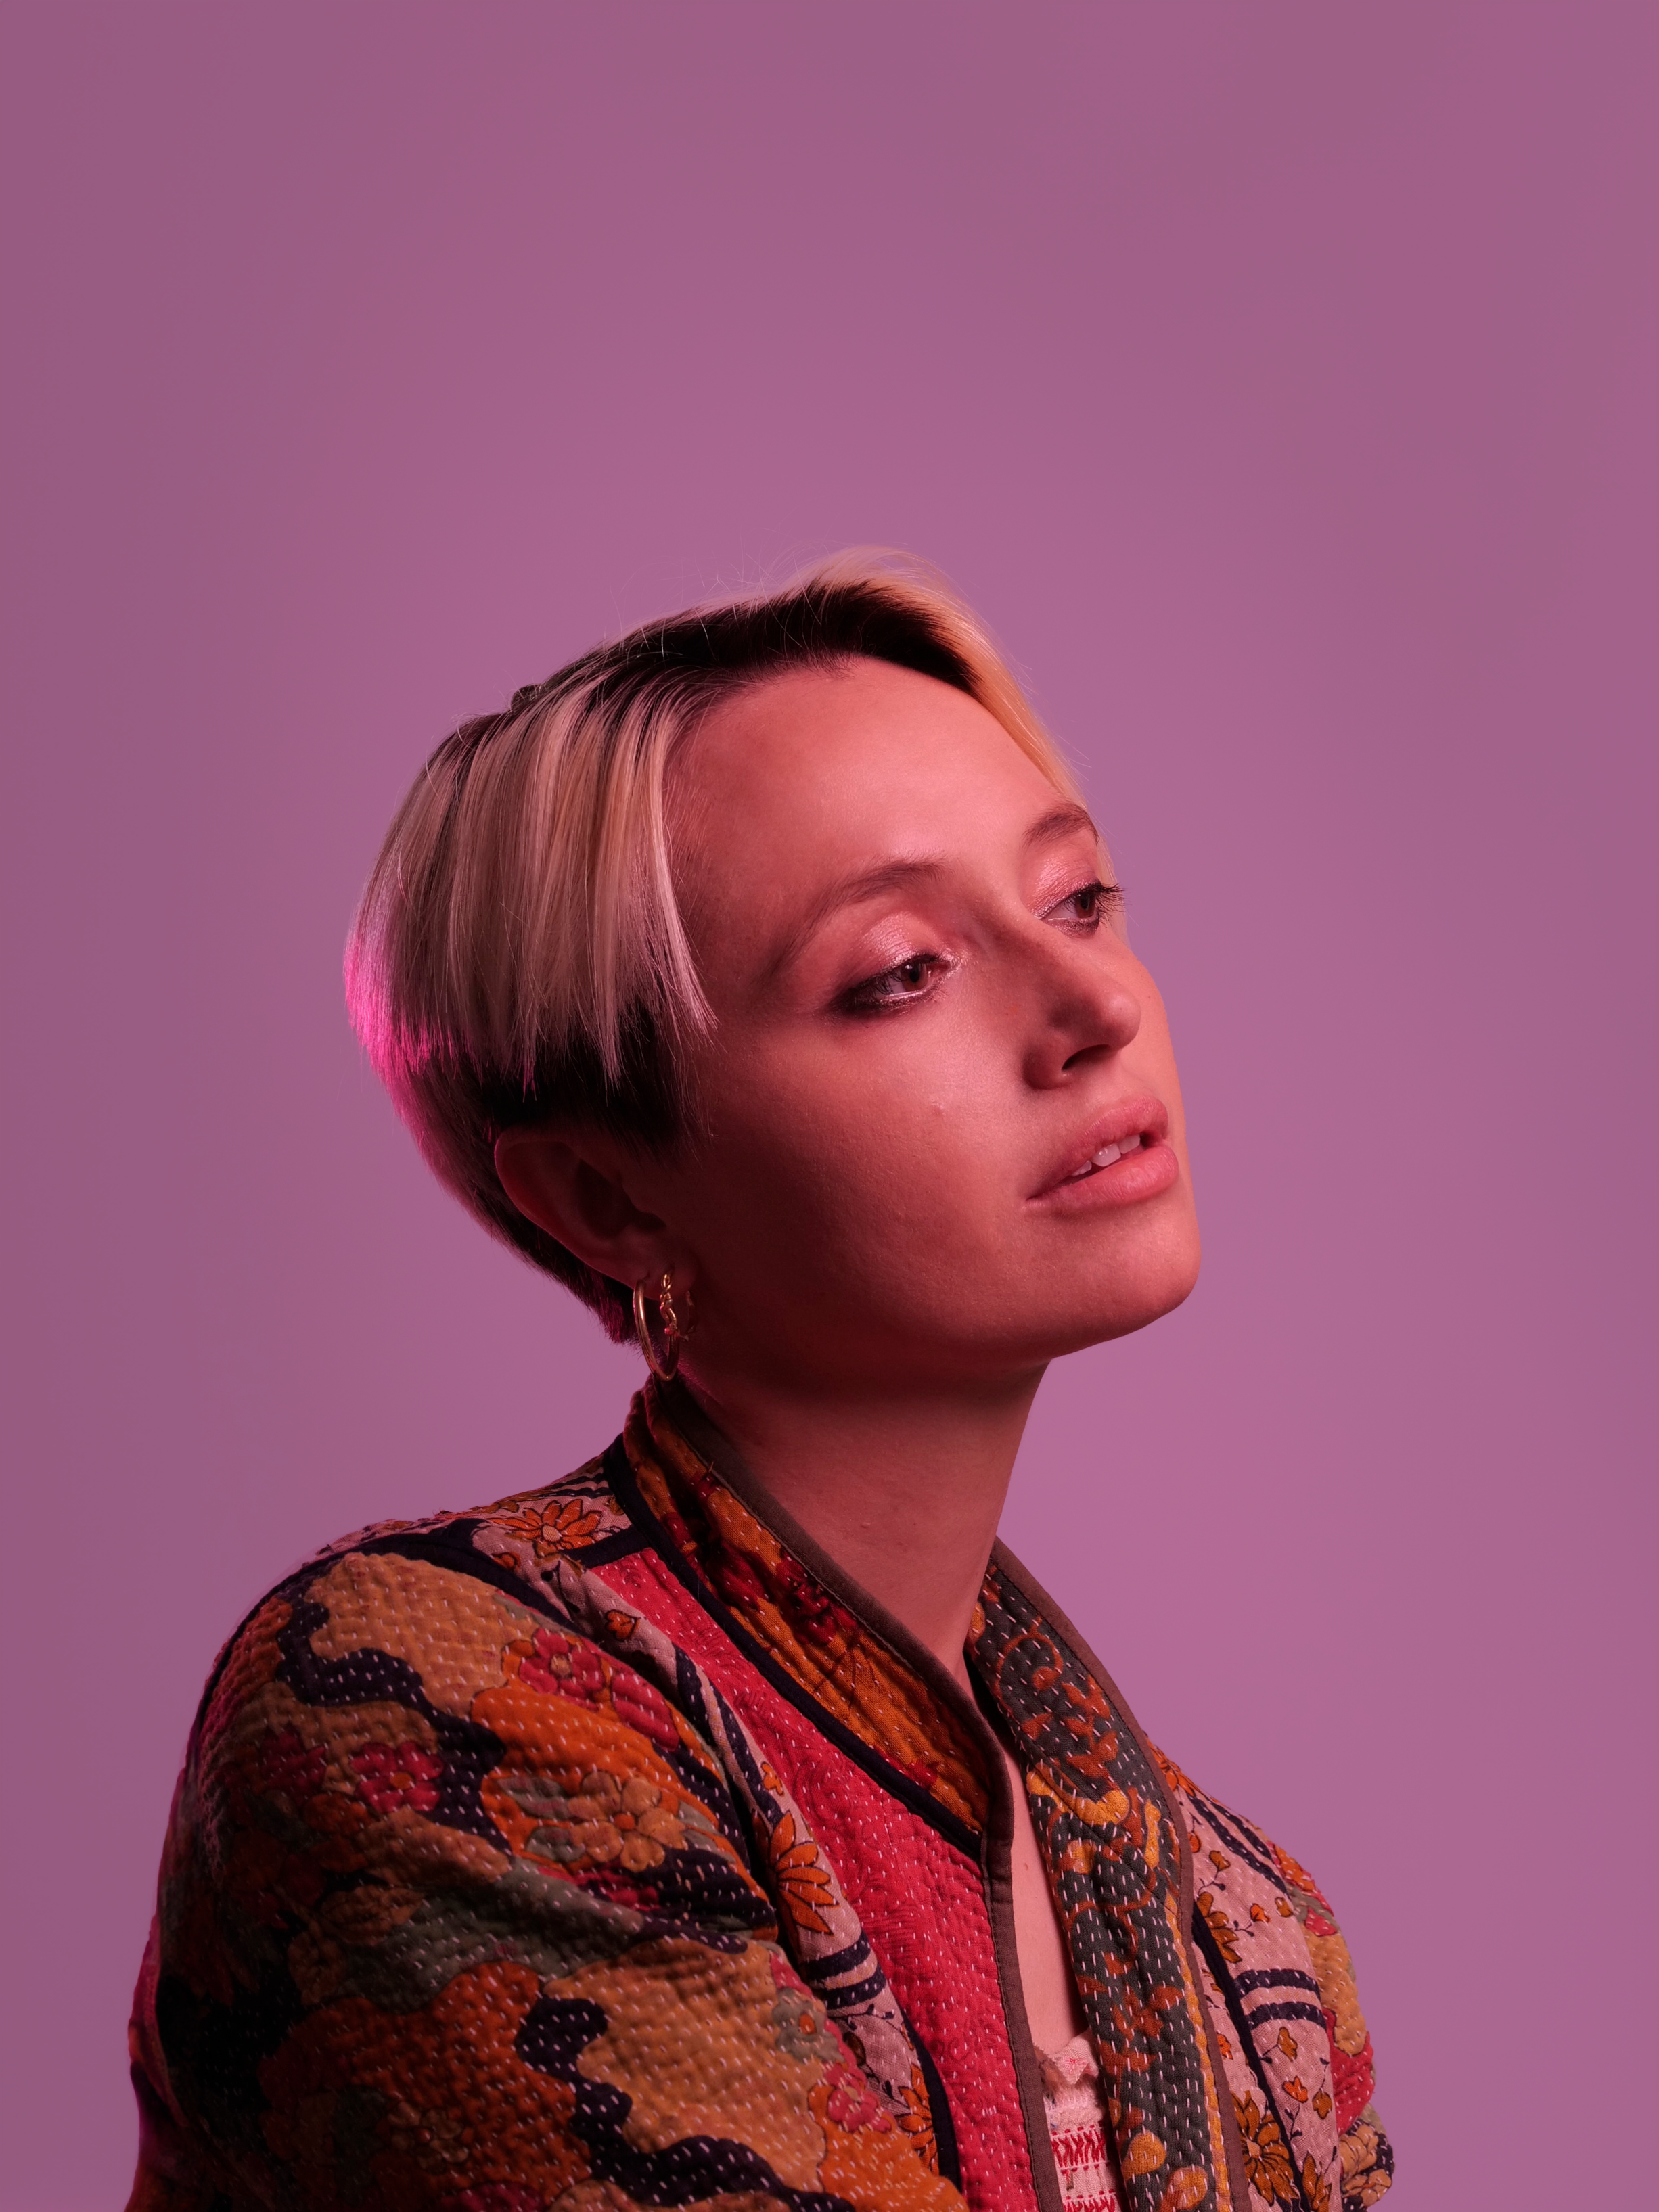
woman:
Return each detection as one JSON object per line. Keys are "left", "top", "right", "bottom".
{"left": 127, "top": 556, "right": 1394, "bottom": 2212}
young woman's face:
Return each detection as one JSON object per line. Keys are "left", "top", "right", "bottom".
{"left": 647, "top": 658, "right": 1200, "bottom": 1393}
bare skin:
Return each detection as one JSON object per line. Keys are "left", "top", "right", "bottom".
{"left": 497, "top": 658, "right": 1202, "bottom": 2051}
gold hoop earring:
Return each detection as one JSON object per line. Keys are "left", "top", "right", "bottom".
{"left": 633, "top": 1272, "right": 691, "bottom": 1380}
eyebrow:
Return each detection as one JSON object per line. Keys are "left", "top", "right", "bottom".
{"left": 760, "top": 801, "right": 1103, "bottom": 982}
{"left": 1026, "top": 801, "right": 1100, "bottom": 850}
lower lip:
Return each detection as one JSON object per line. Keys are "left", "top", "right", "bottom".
{"left": 1032, "top": 1137, "right": 1180, "bottom": 1214}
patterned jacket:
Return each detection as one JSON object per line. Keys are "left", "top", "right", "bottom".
{"left": 128, "top": 1381, "right": 1394, "bottom": 2212}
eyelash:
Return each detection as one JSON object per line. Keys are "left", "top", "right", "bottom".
{"left": 841, "top": 880, "right": 1123, "bottom": 1014}
{"left": 1054, "top": 879, "right": 1124, "bottom": 928}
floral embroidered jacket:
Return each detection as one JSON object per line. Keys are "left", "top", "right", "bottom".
{"left": 128, "top": 1382, "right": 1394, "bottom": 2212}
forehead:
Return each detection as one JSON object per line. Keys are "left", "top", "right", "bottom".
{"left": 671, "top": 659, "right": 1066, "bottom": 879}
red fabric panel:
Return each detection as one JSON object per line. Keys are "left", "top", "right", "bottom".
{"left": 606, "top": 1551, "right": 1040, "bottom": 2212}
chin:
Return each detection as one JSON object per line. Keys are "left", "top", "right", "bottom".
{"left": 1048, "top": 1232, "right": 1202, "bottom": 1354}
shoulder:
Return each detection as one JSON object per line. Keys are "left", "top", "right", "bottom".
{"left": 145, "top": 1464, "right": 968, "bottom": 2211}
{"left": 171, "top": 1451, "right": 760, "bottom": 1949}
{"left": 159, "top": 1456, "right": 770, "bottom": 2086}
{"left": 198, "top": 1452, "right": 658, "bottom": 1721}
{"left": 302, "top": 1450, "right": 640, "bottom": 1583}
{"left": 191, "top": 1452, "right": 702, "bottom": 1795}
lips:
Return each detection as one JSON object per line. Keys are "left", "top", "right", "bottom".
{"left": 1030, "top": 1096, "right": 1175, "bottom": 1207}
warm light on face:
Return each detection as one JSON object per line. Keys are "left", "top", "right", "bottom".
{"left": 638, "top": 658, "right": 1201, "bottom": 1395}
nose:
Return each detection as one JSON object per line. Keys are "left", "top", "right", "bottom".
{"left": 1013, "top": 921, "right": 1143, "bottom": 1090}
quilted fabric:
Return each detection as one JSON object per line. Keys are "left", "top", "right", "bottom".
{"left": 127, "top": 1385, "right": 1392, "bottom": 2212}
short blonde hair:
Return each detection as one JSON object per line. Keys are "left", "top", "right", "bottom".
{"left": 346, "top": 551, "right": 1080, "bottom": 1337}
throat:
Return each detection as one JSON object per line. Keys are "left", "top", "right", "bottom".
{"left": 671, "top": 1370, "right": 1039, "bottom": 1688}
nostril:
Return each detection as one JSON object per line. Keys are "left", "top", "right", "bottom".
{"left": 1060, "top": 1044, "right": 1115, "bottom": 1072}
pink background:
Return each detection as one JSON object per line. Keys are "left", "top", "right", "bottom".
{"left": 2, "top": 6, "right": 1654, "bottom": 2205}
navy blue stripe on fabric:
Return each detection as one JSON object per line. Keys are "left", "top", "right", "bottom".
{"left": 810, "top": 1936, "right": 875, "bottom": 1981}
{"left": 576, "top": 1528, "right": 654, "bottom": 1567}
{"left": 1231, "top": 1968, "right": 1321, "bottom": 1996}
{"left": 1189, "top": 1902, "right": 1318, "bottom": 2209}
{"left": 1189, "top": 1792, "right": 1289, "bottom": 1891}
{"left": 816, "top": 1972, "right": 888, "bottom": 2012}
{"left": 907, "top": 2008, "right": 963, "bottom": 2190}
{"left": 1242, "top": 2001, "right": 1330, "bottom": 2030}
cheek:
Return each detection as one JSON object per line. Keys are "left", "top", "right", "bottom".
{"left": 687, "top": 1037, "right": 1009, "bottom": 1272}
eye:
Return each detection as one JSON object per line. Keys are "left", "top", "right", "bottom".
{"left": 1046, "top": 879, "right": 1123, "bottom": 929}
{"left": 841, "top": 951, "right": 953, "bottom": 1014}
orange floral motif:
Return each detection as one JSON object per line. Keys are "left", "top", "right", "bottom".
{"left": 494, "top": 1497, "right": 602, "bottom": 1561}
{"left": 767, "top": 1812, "right": 836, "bottom": 1934}
{"left": 1058, "top": 1674, "right": 1120, "bottom": 1778}
{"left": 1340, "top": 2123, "right": 1385, "bottom": 2184}
{"left": 1158, "top": 2171, "right": 1210, "bottom": 2211}
{"left": 1282, "top": 2075, "right": 1309, "bottom": 2103}
{"left": 1233, "top": 2094, "right": 1296, "bottom": 2204}
{"left": 1112, "top": 1987, "right": 1183, "bottom": 2049}
{"left": 894, "top": 2064, "right": 940, "bottom": 2172}
{"left": 524, "top": 1768, "right": 685, "bottom": 1874}
{"left": 1270, "top": 1841, "right": 1332, "bottom": 1911}
{"left": 1312, "top": 2090, "right": 1333, "bottom": 2119}
{"left": 1122, "top": 2128, "right": 1166, "bottom": 2176}
{"left": 1277, "top": 2028, "right": 1298, "bottom": 2060}
{"left": 1196, "top": 1890, "right": 1240, "bottom": 1964}
{"left": 1150, "top": 1743, "right": 1200, "bottom": 1800}
{"left": 1300, "top": 2153, "right": 1332, "bottom": 2211}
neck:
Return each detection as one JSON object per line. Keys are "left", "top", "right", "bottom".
{"left": 679, "top": 1364, "right": 1045, "bottom": 1692}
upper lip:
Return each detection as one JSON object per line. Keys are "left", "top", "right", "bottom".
{"left": 1030, "top": 1096, "right": 1170, "bottom": 1198}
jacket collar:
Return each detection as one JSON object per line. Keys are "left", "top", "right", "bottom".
{"left": 625, "top": 1380, "right": 1253, "bottom": 2212}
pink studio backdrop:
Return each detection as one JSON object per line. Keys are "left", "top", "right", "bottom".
{"left": 2, "top": 6, "right": 1653, "bottom": 2206}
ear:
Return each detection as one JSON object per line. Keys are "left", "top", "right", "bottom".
{"left": 493, "top": 1126, "right": 675, "bottom": 1293}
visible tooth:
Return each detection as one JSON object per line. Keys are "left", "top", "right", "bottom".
{"left": 1092, "top": 1143, "right": 1123, "bottom": 1168}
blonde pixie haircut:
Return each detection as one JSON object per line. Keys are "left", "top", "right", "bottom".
{"left": 346, "top": 552, "right": 1081, "bottom": 1340}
